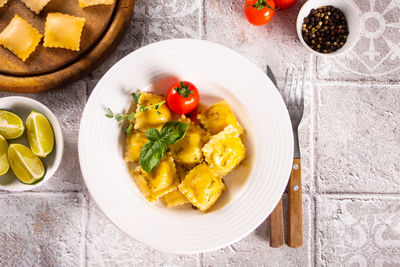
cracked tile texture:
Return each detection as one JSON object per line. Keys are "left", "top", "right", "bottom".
{"left": 1, "top": 0, "right": 400, "bottom": 266}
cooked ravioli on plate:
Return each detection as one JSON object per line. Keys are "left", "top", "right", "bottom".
{"left": 202, "top": 125, "right": 246, "bottom": 177}
{"left": 132, "top": 152, "right": 179, "bottom": 203}
{"left": 121, "top": 90, "right": 247, "bottom": 212}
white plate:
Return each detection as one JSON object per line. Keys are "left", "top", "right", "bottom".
{"left": 79, "top": 39, "right": 293, "bottom": 254}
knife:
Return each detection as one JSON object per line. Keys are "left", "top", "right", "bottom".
{"left": 266, "top": 65, "right": 285, "bottom": 248}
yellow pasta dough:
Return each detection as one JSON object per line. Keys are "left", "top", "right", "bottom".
{"left": 198, "top": 101, "right": 244, "bottom": 135}
{"left": 163, "top": 189, "right": 189, "bottom": 207}
{"left": 169, "top": 119, "right": 210, "bottom": 166}
{"left": 132, "top": 153, "right": 179, "bottom": 202}
{"left": 43, "top": 13, "right": 85, "bottom": 51}
{"left": 79, "top": 0, "right": 113, "bottom": 8}
{"left": 0, "top": 15, "right": 42, "bottom": 62}
{"left": 134, "top": 92, "right": 172, "bottom": 131}
{"left": 179, "top": 163, "right": 226, "bottom": 212}
{"left": 20, "top": 0, "right": 52, "bottom": 14}
{"left": 202, "top": 125, "right": 246, "bottom": 177}
{"left": 124, "top": 130, "right": 148, "bottom": 163}
{"left": 0, "top": 0, "right": 8, "bottom": 8}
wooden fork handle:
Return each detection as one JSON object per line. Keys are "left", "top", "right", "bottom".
{"left": 269, "top": 198, "right": 284, "bottom": 247}
{"left": 288, "top": 158, "right": 303, "bottom": 248}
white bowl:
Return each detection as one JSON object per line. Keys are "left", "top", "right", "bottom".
{"left": 79, "top": 39, "right": 293, "bottom": 254}
{"left": 0, "top": 96, "right": 64, "bottom": 191}
{"left": 296, "top": 0, "right": 361, "bottom": 57}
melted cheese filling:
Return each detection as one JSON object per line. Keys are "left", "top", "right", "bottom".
{"left": 202, "top": 125, "right": 246, "bottom": 177}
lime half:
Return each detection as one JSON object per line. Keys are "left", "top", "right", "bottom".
{"left": 0, "top": 110, "right": 25, "bottom": 139}
{"left": 8, "top": 144, "right": 45, "bottom": 184}
{"left": 26, "top": 111, "right": 54, "bottom": 158}
{"left": 0, "top": 134, "right": 9, "bottom": 175}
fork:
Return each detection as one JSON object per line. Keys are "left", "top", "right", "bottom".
{"left": 283, "top": 66, "right": 305, "bottom": 248}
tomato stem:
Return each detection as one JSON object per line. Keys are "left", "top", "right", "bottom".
{"left": 174, "top": 82, "right": 193, "bottom": 99}
{"left": 246, "top": 0, "right": 276, "bottom": 11}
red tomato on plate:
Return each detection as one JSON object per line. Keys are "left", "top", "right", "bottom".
{"left": 275, "top": 0, "right": 296, "bottom": 9}
{"left": 244, "top": 0, "right": 276, "bottom": 26}
{"left": 188, "top": 108, "right": 200, "bottom": 124}
{"left": 167, "top": 81, "right": 199, "bottom": 115}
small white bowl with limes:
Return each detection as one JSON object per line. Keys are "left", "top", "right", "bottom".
{"left": 0, "top": 97, "right": 63, "bottom": 191}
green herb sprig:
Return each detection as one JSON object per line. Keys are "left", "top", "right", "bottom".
{"left": 140, "top": 121, "right": 189, "bottom": 172}
{"left": 106, "top": 92, "right": 165, "bottom": 135}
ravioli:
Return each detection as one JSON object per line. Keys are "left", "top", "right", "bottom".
{"left": 0, "top": 15, "right": 42, "bottom": 62}
{"left": 198, "top": 101, "right": 244, "bottom": 135}
{"left": 163, "top": 189, "right": 189, "bottom": 207}
{"left": 179, "top": 163, "right": 226, "bottom": 212}
{"left": 0, "top": 0, "right": 8, "bottom": 8}
{"left": 20, "top": 0, "right": 52, "bottom": 14}
{"left": 134, "top": 92, "right": 171, "bottom": 131}
{"left": 124, "top": 130, "right": 147, "bottom": 163}
{"left": 132, "top": 153, "right": 178, "bottom": 202}
{"left": 202, "top": 125, "right": 246, "bottom": 177}
{"left": 79, "top": 0, "right": 113, "bottom": 8}
{"left": 43, "top": 13, "right": 85, "bottom": 51}
{"left": 169, "top": 119, "right": 210, "bottom": 166}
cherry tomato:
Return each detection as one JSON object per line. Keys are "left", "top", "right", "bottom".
{"left": 188, "top": 108, "right": 200, "bottom": 124}
{"left": 167, "top": 81, "right": 199, "bottom": 115}
{"left": 274, "top": 0, "right": 296, "bottom": 9}
{"left": 244, "top": 0, "right": 276, "bottom": 26}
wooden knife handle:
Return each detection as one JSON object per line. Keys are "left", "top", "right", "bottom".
{"left": 288, "top": 158, "right": 303, "bottom": 248}
{"left": 269, "top": 198, "right": 284, "bottom": 248}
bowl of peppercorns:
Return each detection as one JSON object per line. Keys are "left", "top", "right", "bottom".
{"left": 296, "top": 0, "right": 360, "bottom": 56}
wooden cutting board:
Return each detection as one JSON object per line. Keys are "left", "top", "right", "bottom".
{"left": 0, "top": 0, "right": 135, "bottom": 92}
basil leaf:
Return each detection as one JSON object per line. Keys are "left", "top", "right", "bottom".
{"left": 139, "top": 140, "right": 166, "bottom": 173}
{"left": 145, "top": 128, "right": 161, "bottom": 141}
{"left": 160, "top": 121, "right": 189, "bottom": 145}
{"left": 131, "top": 92, "right": 141, "bottom": 104}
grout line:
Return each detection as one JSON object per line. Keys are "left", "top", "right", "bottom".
{"left": 198, "top": 0, "right": 203, "bottom": 40}
{"left": 80, "top": 193, "right": 88, "bottom": 267}
{"left": 313, "top": 56, "right": 400, "bottom": 85}
{"left": 198, "top": 253, "right": 203, "bottom": 267}
{"left": 308, "top": 53, "right": 315, "bottom": 195}
{"left": 308, "top": 79, "right": 400, "bottom": 87}
{"left": 308, "top": 53, "right": 317, "bottom": 267}
{"left": 0, "top": 191, "right": 83, "bottom": 195}
{"left": 201, "top": 0, "right": 207, "bottom": 39}
{"left": 316, "top": 192, "right": 400, "bottom": 198}
{"left": 82, "top": 193, "right": 89, "bottom": 266}
{"left": 313, "top": 79, "right": 321, "bottom": 195}
{"left": 314, "top": 195, "right": 320, "bottom": 266}
{"left": 310, "top": 194, "right": 317, "bottom": 267}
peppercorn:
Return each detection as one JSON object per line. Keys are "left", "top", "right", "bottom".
{"left": 301, "top": 6, "right": 349, "bottom": 53}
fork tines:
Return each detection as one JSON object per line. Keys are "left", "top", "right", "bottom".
{"left": 283, "top": 66, "right": 306, "bottom": 109}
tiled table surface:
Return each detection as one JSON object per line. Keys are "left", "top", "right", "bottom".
{"left": 1, "top": 0, "right": 400, "bottom": 266}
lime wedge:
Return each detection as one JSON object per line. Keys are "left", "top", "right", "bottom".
{"left": 8, "top": 144, "right": 45, "bottom": 184}
{"left": 0, "top": 134, "right": 9, "bottom": 176}
{"left": 26, "top": 111, "right": 54, "bottom": 158}
{"left": 0, "top": 110, "right": 25, "bottom": 139}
